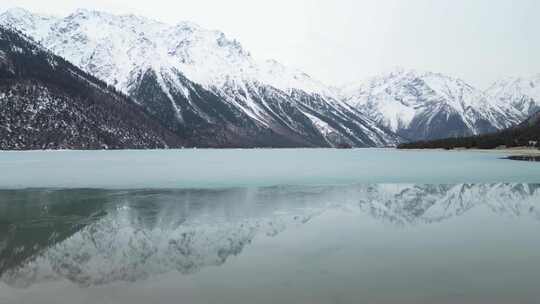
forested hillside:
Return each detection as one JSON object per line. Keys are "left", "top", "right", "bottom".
{"left": 0, "top": 26, "right": 184, "bottom": 150}
{"left": 398, "top": 111, "right": 540, "bottom": 150}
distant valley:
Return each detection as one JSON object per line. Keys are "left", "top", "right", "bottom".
{"left": 399, "top": 110, "right": 540, "bottom": 150}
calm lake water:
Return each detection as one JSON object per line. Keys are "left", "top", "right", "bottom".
{"left": 1, "top": 149, "right": 540, "bottom": 304}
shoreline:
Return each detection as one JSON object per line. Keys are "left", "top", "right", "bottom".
{"left": 0, "top": 146, "right": 539, "bottom": 155}
{"left": 464, "top": 147, "right": 540, "bottom": 156}
{"left": 400, "top": 147, "right": 540, "bottom": 156}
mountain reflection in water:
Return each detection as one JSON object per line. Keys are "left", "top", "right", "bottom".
{"left": 1, "top": 183, "right": 539, "bottom": 289}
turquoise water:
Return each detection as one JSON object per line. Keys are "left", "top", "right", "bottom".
{"left": 0, "top": 149, "right": 539, "bottom": 189}
{"left": 1, "top": 149, "right": 540, "bottom": 303}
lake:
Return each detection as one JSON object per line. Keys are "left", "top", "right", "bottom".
{"left": 1, "top": 149, "right": 540, "bottom": 189}
{"left": 1, "top": 149, "right": 539, "bottom": 304}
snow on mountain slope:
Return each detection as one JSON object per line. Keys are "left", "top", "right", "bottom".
{"left": 0, "top": 25, "right": 184, "bottom": 150}
{"left": 0, "top": 8, "right": 400, "bottom": 147}
{"left": 486, "top": 74, "right": 540, "bottom": 118}
{"left": 0, "top": 7, "right": 56, "bottom": 39}
{"left": 342, "top": 69, "right": 524, "bottom": 141}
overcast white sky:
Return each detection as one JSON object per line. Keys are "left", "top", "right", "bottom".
{"left": 1, "top": 0, "right": 539, "bottom": 88}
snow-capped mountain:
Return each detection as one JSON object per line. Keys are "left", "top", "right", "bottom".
{"left": 0, "top": 25, "right": 183, "bottom": 150}
{"left": 486, "top": 74, "right": 540, "bottom": 118}
{"left": 0, "top": 8, "right": 401, "bottom": 148}
{"left": 341, "top": 69, "right": 524, "bottom": 141}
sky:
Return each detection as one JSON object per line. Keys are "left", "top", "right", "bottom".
{"left": 1, "top": 0, "right": 539, "bottom": 88}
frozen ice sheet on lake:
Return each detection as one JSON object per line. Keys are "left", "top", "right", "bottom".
{"left": 0, "top": 148, "right": 539, "bottom": 189}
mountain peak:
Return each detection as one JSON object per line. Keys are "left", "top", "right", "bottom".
{"left": 1, "top": 7, "right": 59, "bottom": 22}
{"left": 0, "top": 8, "right": 334, "bottom": 95}
{"left": 0, "top": 7, "right": 57, "bottom": 38}
{"left": 486, "top": 74, "right": 540, "bottom": 117}
{"left": 2, "top": 7, "right": 34, "bottom": 18}
{"left": 173, "top": 20, "right": 202, "bottom": 31}
{"left": 0, "top": 26, "right": 183, "bottom": 150}
{"left": 342, "top": 69, "right": 522, "bottom": 140}
{"left": 375, "top": 67, "right": 466, "bottom": 84}
{"left": 1, "top": 7, "right": 402, "bottom": 148}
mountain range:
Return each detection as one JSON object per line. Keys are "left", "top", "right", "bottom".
{"left": 1, "top": 8, "right": 539, "bottom": 148}
{"left": 0, "top": 8, "right": 400, "bottom": 148}
{"left": 341, "top": 69, "right": 539, "bottom": 141}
